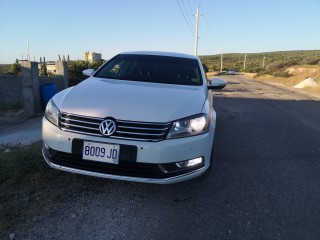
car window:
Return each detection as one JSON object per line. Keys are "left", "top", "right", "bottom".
{"left": 94, "top": 54, "right": 203, "bottom": 86}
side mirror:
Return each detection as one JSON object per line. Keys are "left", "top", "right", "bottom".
{"left": 208, "top": 78, "right": 227, "bottom": 90}
{"left": 82, "top": 69, "right": 95, "bottom": 77}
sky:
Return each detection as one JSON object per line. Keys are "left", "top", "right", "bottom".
{"left": 0, "top": 0, "right": 319, "bottom": 64}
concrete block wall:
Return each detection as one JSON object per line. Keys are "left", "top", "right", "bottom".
{"left": 0, "top": 74, "right": 23, "bottom": 110}
{"left": 0, "top": 61, "right": 68, "bottom": 117}
{"left": 21, "top": 61, "right": 41, "bottom": 116}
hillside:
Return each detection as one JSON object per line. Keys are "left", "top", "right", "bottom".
{"left": 200, "top": 50, "right": 320, "bottom": 73}
{"left": 250, "top": 65, "right": 320, "bottom": 94}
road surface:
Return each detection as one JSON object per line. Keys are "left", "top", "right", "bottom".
{"left": 0, "top": 117, "right": 42, "bottom": 146}
{"left": 17, "top": 75, "right": 320, "bottom": 240}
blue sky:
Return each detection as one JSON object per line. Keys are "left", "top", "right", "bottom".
{"left": 0, "top": 0, "right": 319, "bottom": 63}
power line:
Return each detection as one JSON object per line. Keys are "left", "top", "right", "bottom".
{"left": 180, "top": 0, "right": 194, "bottom": 32}
{"left": 175, "top": 1, "right": 216, "bottom": 55}
{"left": 199, "top": 26, "right": 217, "bottom": 52}
{"left": 201, "top": 8, "right": 224, "bottom": 50}
{"left": 176, "top": 0, "right": 195, "bottom": 37}
{"left": 186, "top": 0, "right": 195, "bottom": 16}
{"left": 198, "top": 38, "right": 212, "bottom": 54}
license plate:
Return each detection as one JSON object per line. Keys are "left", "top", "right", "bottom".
{"left": 82, "top": 141, "right": 120, "bottom": 164}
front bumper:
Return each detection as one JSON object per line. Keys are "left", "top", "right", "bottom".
{"left": 42, "top": 117, "right": 215, "bottom": 184}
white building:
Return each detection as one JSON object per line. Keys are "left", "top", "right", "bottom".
{"left": 85, "top": 52, "right": 102, "bottom": 62}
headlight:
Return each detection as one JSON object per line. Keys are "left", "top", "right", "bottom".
{"left": 167, "top": 114, "right": 210, "bottom": 139}
{"left": 45, "top": 99, "right": 60, "bottom": 126}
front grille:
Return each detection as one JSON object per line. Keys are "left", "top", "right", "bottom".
{"left": 59, "top": 112, "right": 171, "bottom": 142}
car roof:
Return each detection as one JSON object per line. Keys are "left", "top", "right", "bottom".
{"left": 120, "top": 51, "right": 199, "bottom": 60}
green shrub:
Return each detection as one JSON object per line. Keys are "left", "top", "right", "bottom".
{"left": 303, "top": 57, "right": 320, "bottom": 65}
{"left": 7, "top": 59, "right": 20, "bottom": 75}
{"left": 68, "top": 60, "right": 104, "bottom": 86}
{"left": 273, "top": 71, "right": 291, "bottom": 78}
{"left": 200, "top": 50, "right": 320, "bottom": 75}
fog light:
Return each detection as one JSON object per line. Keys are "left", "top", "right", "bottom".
{"left": 176, "top": 157, "right": 203, "bottom": 168}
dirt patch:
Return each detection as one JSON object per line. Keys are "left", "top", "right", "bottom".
{"left": 206, "top": 71, "right": 220, "bottom": 79}
{"left": 294, "top": 78, "right": 318, "bottom": 89}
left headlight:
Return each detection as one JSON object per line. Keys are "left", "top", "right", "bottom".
{"left": 167, "top": 114, "right": 210, "bottom": 139}
{"left": 45, "top": 99, "right": 60, "bottom": 127}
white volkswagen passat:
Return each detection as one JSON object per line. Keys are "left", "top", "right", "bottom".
{"left": 42, "top": 51, "right": 226, "bottom": 184}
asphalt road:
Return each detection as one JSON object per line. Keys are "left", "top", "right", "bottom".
{"left": 19, "top": 75, "right": 320, "bottom": 240}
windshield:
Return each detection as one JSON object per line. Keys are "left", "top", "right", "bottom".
{"left": 94, "top": 54, "right": 203, "bottom": 86}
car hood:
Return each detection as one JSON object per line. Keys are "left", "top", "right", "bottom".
{"left": 56, "top": 78, "right": 206, "bottom": 122}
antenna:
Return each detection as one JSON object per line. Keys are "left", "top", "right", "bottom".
{"left": 27, "top": 40, "right": 30, "bottom": 61}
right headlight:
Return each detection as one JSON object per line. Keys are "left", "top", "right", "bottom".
{"left": 167, "top": 114, "right": 210, "bottom": 139}
{"left": 45, "top": 99, "right": 60, "bottom": 127}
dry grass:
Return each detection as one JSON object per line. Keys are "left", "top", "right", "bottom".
{"left": 206, "top": 71, "right": 220, "bottom": 79}
{"left": 246, "top": 65, "right": 320, "bottom": 94}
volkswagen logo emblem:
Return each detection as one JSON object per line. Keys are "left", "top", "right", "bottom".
{"left": 99, "top": 119, "right": 117, "bottom": 136}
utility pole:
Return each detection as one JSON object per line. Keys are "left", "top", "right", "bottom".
{"left": 220, "top": 50, "right": 223, "bottom": 73}
{"left": 243, "top": 53, "right": 247, "bottom": 71}
{"left": 194, "top": 6, "right": 200, "bottom": 56}
{"left": 262, "top": 56, "right": 266, "bottom": 68}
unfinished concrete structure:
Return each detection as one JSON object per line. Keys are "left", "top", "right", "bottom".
{"left": 0, "top": 61, "right": 68, "bottom": 117}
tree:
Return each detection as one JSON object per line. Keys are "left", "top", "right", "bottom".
{"left": 8, "top": 59, "right": 20, "bottom": 75}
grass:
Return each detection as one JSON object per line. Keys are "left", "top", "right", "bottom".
{"left": 0, "top": 142, "right": 45, "bottom": 232}
{"left": 250, "top": 65, "right": 320, "bottom": 94}
{"left": 0, "top": 142, "right": 93, "bottom": 237}
{"left": 206, "top": 71, "right": 220, "bottom": 79}
{"left": 0, "top": 141, "right": 112, "bottom": 238}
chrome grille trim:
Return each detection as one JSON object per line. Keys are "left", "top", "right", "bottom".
{"left": 118, "top": 125, "right": 169, "bottom": 131}
{"left": 59, "top": 112, "right": 171, "bottom": 142}
{"left": 60, "top": 116, "right": 101, "bottom": 126}
{"left": 61, "top": 128, "right": 102, "bottom": 137}
{"left": 116, "top": 119, "right": 169, "bottom": 125}
{"left": 60, "top": 122, "right": 99, "bottom": 131}
{"left": 116, "top": 131, "right": 167, "bottom": 136}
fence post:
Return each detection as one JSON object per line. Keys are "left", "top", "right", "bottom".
{"left": 20, "top": 61, "right": 41, "bottom": 117}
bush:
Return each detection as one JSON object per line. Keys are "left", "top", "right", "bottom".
{"left": 303, "top": 57, "right": 320, "bottom": 65}
{"left": 68, "top": 60, "right": 104, "bottom": 86}
{"left": 7, "top": 59, "right": 20, "bottom": 75}
{"left": 273, "top": 71, "right": 291, "bottom": 78}
{"left": 200, "top": 50, "right": 320, "bottom": 75}
{"left": 266, "top": 60, "right": 298, "bottom": 72}
{"left": 202, "top": 64, "right": 208, "bottom": 73}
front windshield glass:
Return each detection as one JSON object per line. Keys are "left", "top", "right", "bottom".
{"left": 94, "top": 54, "right": 203, "bottom": 86}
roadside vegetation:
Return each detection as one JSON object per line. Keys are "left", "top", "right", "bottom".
{"left": 201, "top": 50, "right": 320, "bottom": 94}
{"left": 200, "top": 50, "right": 320, "bottom": 76}
{"left": 0, "top": 142, "right": 95, "bottom": 238}
{"left": 249, "top": 65, "right": 320, "bottom": 94}
{"left": 0, "top": 59, "right": 20, "bottom": 75}
{"left": 68, "top": 60, "right": 104, "bottom": 86}
{"left": 0, "top": 59, "right": 104, "bottom": 86}
{"left": 0, "top": 142, "right": 47, "bottom": 235}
